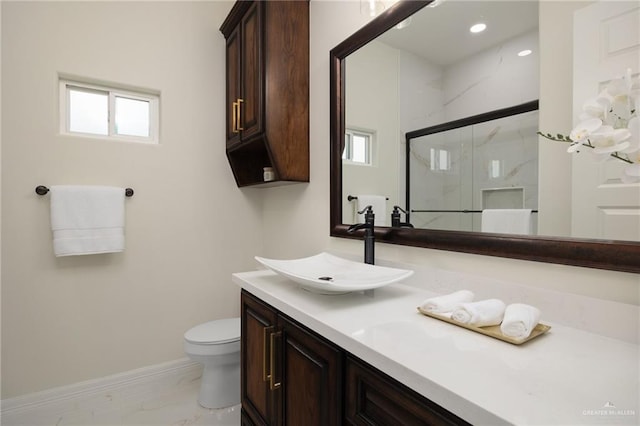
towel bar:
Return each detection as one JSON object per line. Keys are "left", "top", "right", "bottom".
{"left": 411, "top": 209, "right": 538, "bottom": 213}
{"left": 35, "top": 185, "right": 134, "bottom": 197}
{"left": 347, "top": 195, "right": 389, "bottom": 201}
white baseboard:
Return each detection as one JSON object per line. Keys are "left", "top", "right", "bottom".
{"left": 1, "top": 358, "right": 201, "bottom": 422}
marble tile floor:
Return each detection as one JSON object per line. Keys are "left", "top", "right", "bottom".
{"left": 2, "top": 375, "right": 241, "bottom": 426}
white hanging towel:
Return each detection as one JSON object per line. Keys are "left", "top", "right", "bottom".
{"left": 50, "top": 185, "right": 126, "bottom": 257}
{"left": 481, "top": 209, "right": 532, "bottom": 235}
{"left": 356, "top": 195, "right": 387, "bottom": 226}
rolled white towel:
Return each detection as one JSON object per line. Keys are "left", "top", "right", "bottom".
{"left": 451, "top": 299, "right": 506, "bottom": 327}
{"left": 419, "top": 290, "right": 474, "bottom": 314}
{"left": 500, "top": 303, "right": 541, "bottom": 340}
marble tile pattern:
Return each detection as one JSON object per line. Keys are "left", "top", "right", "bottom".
{"left": 1, "top": 362, "right": 241, "bottom": 426}
{"left": 409, "top": 109, "right": 539, "bottom": 232}
{"left": 401, "top": 28, "right": 539, "bottom": 233}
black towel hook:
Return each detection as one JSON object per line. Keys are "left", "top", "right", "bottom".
{"left": 35, "top": 185, "right": 134, "bottom": 197}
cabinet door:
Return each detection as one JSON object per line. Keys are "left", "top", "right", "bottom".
{"left": 241, "top": 291, "right": 279, "bottom": 425}
{"left": 225, "top": 24, "right": 241, "bottom": 147}
{"left": 345, "top": 356, "right": 470, "bottom": 426}
{"left": 238, "top": 1, "right": 263, "bottom": 141}
{"left": 279, "top": 315, "right": 343, "bottom": 426}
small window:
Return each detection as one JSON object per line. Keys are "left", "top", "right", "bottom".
{"left": 489, "top": 159, "right": 503, "bottom": 178}
{"left": 430, "top": 148, "right": 451, "bottom": 171}
{"left": 343, "top": 129, "right": 373, "bottom": 165}
{"left": 60, "top": 78, "right": 159, "bottom": 143}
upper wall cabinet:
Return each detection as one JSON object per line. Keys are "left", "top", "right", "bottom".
{"left": 220, "top": 1, "right": 309, "bottom": 187}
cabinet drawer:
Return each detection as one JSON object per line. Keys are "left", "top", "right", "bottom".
{"left": 345, "top": 356, "right": 470, "bottom": 426}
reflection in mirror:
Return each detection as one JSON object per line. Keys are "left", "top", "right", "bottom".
{"left": 343, "top": 0, "right": 539, "bottom": 231}
{"left": 330, "top": 0, "right": 640, "bottom": 273}
{"left": 407, "top": 102, "right": 539, "bottom": 233}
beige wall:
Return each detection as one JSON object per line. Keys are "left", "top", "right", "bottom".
{"left": 1, "top": 0, "right": 638, "bottom": 402}
{"left": 1, "top": 1, "right": 265, "bottom": 398}
{"left": 263, "top": 0, "right": 638, "bottom": 303}
{"left": 343, "top": 40, "right": 401, "bottom": 225}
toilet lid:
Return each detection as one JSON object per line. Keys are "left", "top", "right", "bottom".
{"left": 184, "top": 318, "right": 241, "bottom": 345}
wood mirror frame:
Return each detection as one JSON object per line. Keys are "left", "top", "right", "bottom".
{"left": 329, "top": 0, "right": 640, "bottom": 273}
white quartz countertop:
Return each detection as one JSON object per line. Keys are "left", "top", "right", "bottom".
{"left": 233, "top": 270, "right": 639, "bottom": 426}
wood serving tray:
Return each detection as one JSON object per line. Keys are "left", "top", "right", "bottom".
{"left": 417, "top": 307, "right": 551, "bottom": 345}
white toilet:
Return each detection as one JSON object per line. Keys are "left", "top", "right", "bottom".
{"left": 183, "top": 317, "right": 241, "bottom": 409}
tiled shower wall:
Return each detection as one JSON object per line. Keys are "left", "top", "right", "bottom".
{"left": 402, "top": 29, "right": 540, "bottom": 231}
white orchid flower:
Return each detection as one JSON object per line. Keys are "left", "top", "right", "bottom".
{"left": 591, "top": 126, "right": 631, "bottom": 155}
{"left": 590, "top": 124, "right": 631, "bottom": 163}
{"left": 594, "top": 89, "right": 614, "bottom": 122}
{"left": 539, "top": 69, "right": 639, "bottom": 181}
{"left": 604, "top": 69, "right": 637, "bottom": 125}
{"left": 579, "top": 99, "right": 606, "bottom": 121}
{"left": 568, "top": 118, "right": 602, "bottom": 153}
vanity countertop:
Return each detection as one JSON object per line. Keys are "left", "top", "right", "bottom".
{"left": 233, "top": 270, "right": 639, "bottom": 425}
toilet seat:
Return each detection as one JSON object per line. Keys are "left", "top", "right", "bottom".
{"left": 184, "top": 317, "right": 240, "bottom": 345}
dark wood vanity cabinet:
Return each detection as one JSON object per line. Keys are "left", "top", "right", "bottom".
{"left": 241, "top": 290, "right": 469, "bottom": 426}
{"left": 344, "top": 356, "right": 470, "bottom": 426}
{"left": 220, "top": 1, "right": 309, "bottom": 187}
{"left": 224, "top": 1, "right": 262, "bottom": 149}
{"left": 241, "top": 290, "right": 342, "bottom": 426}
{"left": 241, "top": 290, "right": 278, "bottom": 424}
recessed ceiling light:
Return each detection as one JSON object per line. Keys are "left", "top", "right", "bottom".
{"left": 469, "top": 23, "right": 487, "bottom": 33}
{"left": 518, "top": 49, "right": 532, "bottom": 57}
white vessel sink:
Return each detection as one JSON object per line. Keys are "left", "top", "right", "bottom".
{"left": 254, "top": 252, "right": 414, "bottom": 294}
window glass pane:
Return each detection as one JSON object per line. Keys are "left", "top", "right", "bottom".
{"left": 430, "top": 148, "right": 451, "bottom": 171}
{"left": 344, "top": 129, "right": 373, "bottom": 165}
{"left": 439, "top": 149, "right": 450, "bottom": 171}
{"left": 69, "top": 89, "right": 108, "bottom": 135}
{"left": 352, "top": 134, "right": 367, "bottom": 163}
{"left": 343, "top": 133, "right": 351, "bottom": 159}
{"left": 489, "top": 159, "right": 503, "bottom": 178}
{"left": 115, "top": 96, "right": 150, "bottom": 137}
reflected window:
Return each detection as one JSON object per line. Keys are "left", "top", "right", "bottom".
{"left": 343, "top": 128, "right": 373, "bottom": 165}
{"left": 430, "top": 148, "right": 451, "bottom": 171}
{"left": 489, "top": 159, "right": 503, "bottom": 178}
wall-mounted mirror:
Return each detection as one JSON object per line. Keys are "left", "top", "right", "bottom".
{"left": 330, "top": 0, "right": 640, "bottom": 273}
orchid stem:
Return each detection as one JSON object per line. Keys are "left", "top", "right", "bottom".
{"left": 537, "top": 131, "right": 633, "bottom": 164}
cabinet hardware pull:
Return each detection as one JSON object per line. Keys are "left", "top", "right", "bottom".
{"left": 237, "top": 98, "right": 244, "bottom": 131}
{"left": 269, "top": 330, "right": 282, "bottom": 390}
{"left": 262, "top": 326, "right": 274, "bottom": 382}
{"left": 232, "top": 101, "right": 239, "bottom": 133}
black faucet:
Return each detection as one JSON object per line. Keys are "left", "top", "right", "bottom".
{"left": 391, "top": 206, "right": 414, "bottom": 228}
{"left": 347, "top": 205, "right": 375, "bottom": 265}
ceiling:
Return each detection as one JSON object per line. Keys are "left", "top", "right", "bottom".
{"left": 378, "top": 0, "right": 539, "bottom": 66}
